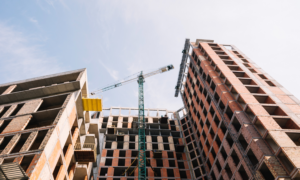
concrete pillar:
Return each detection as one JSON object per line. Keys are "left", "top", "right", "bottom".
{"left": 68, "top": 164, "right": 76, "bottom": 180}
{"left": 108, "top": 116, "right": 113, "bottom": 122}
{"left": 107, "top": 121, "right": 112, "bottom": 127}
{"left": 117, "top": 122, "right": 122, "bottom": 128}
{"left": 64, "top": 144, "right": 73, "bottom": 167}
{"left": 123, "top": 142, "right": 129, "bottom": 149}
{"left": 174, "top": 120, "right": 180, "bottom": 131}
{"left": 128, "top": 117, "right": 133, "bottom": 123}
{"left": 147, "top": 136, "right": 152, "bottom": 150}
{"left": 135, "top": 135, "right": 139, "bottom": 150}
{"left": 100, "top": 157, "right": 105, "bottom": 167}
{"left": 71, "top": 127, "right": 79, "bottom": 145}
{"left": 148, "top": 117, "right": 153, "bottom": 123}
{"left": 124, "top": 135, "right": 129, "bottom": 142}
{"left": 168, "top": 136, "right": 175, "bottom": 150}
{"left": 111, "top": 141, "right": 117, "bottom": 149}
{"left": 157, "top": 136, "right": 164, "bottom": 150}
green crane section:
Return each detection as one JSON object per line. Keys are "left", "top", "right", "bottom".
{"left": 91, "top": 64, "right": 174, "bottom": 180}
{"left": 137, "top": 72, "right": 146, "bottom": 179}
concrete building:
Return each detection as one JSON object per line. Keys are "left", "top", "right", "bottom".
{"left": 175, "top": 39, "right": 300, "bottom": 180}
{"left": 0, "top": 69, "right": 100, "bottom": 180}
{"left": 95, "top": 107, "right": 192, "bottom": 180}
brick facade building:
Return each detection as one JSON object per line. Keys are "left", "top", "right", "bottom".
{"left": 175, "top": 39, "right": 300, "bottom": 180}
{"left": 95, "top": 107, "right": 191, "bottom": 180}
{"left": 0, "top": 69, "right": 100, "bottom": 180}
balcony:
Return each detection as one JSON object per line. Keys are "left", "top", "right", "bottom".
{"left": 74, "top": 135, "right": 97, "bottom": 162}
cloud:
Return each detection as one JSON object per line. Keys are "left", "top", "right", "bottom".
{"left": 0, "top": 22, "right": 63, "bottom": 84}
{"left": 99, "top": 61, "right": 119, "bottom": 81}
{"left": 29, "top": 17, "right": 38, "bottom": 25}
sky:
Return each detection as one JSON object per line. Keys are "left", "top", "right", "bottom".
{"left": 0, "top": 0, "right": 300, "bottom": 111}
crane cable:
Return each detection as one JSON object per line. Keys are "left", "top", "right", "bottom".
{"left": 129, "top": 165, "right": 138, "bottom": 176}
{"left": 122, "top": 156, "right": 138, "bottom": 176}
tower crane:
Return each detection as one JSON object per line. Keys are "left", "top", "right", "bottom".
{"left": 91, "top": 64, "right": 174, "bottom": 180}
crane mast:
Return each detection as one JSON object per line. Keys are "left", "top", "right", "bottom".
{"left": 137, "top": 72, "right": 146, "bottom": 179}
{"left": 91, "top": 64, "right": 174, "bottom": 180}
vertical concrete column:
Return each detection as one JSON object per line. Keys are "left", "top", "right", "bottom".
{"left": 135, "top": 135, "right": 139, "bottom": 150}
{"left": 111, "top": 141, "right": 117, "bottom": 149}
{"left": 148, "top": 117, "right": 153, "bottom": 123}
{"left": 71, "top": 127, "right": 79, "bottom": 145}
{"left": 99, "top": 117, "right": 103, "bottom": 123}
{"left": 1, "top": 85, "right": 17, "bottom": 95}
{"left": 128, "top": 117, "right": 133, "bottom": 129}
{"left": 161, "top": 168, "right": 168, "bottom": 179}
{"left": 117, "top": 117, "right": 123, "bottom": 128}
{"left": 107, "top": 167, "right": 114, "bottom": 180}
{"left": 146, "top": 136, "right": 152, "bottom": 150}
{"left": 148, "top": 168, "right": 155, "bottom": 178}
{"left": 107, "top": 116, "right": 113, "bottom": 127}
{"left": 174, "top": 120, "right": 180, "bottom": 131}
{"left": 64, "top": 144, "right": 73, "bottom": 167}
{"left": 124, "top": 135, "right": 129, "bottom": 142}
{"left": 174, "top": 168, "right": 181, "bottom": 178}
{"left": 123, "top": 141, "right": 129, "bottom": 149}
{"left": 68, "top": 164, "right": 76, "bottom": 180}
{"left": 157, "top": 136, "right": 164, "bottom": 150}
{"left": 100, "top": 157, "right": 106, "bottom": 167}
{"left": 168, "top": 136, "right": 175, "bottom": 150}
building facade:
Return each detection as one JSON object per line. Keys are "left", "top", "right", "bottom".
{"left": 0, "top": 69, "right": 100, "bottom": 180}
{"left": 175, "top": 39, "right": 300, "bottom": 180}
{"left": 95, "top": 107, "right": 192, "bottom": 180}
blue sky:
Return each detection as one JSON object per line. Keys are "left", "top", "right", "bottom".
{"left": 0, "top": 0, "right": 300, "bottom": 111}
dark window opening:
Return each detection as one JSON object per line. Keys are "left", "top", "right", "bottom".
{"left": 247, "top": 148, "right": 259, "bottom": 166}
{"left": 225, "top": 107, "right": 233, "bottom": 120}
{"left": 118, "top": 159, "right": 125, "bottom": 166}
{"left": 238, "top": 165, "right": 249, "bottom": 180}
{"left": 179, "top": 171, "right": 187, "bottom": 178}
{"left": 11, "top": 133, "right": 30, "bottom": 153}
{"left": 216, "top": 159, "right": 222, "bottom": 172}
{"left": 226, "top": 133, "right": 234, "bottom": 147}
{"left": 105, "top": 158, "right": 112, "bottom": 166}
{"left": 100, "top": 168, "right": 108, "bottom": 176}
{"left": 259, "top": 163, "right": 274, "bottom": 180}
{"left": 238, "top": 134, "right": 248, "bottom": 150}
{"left": 225, "top": 163, "right": 232, "bottom": 179}
{"left": 156, "top": 159, "right": 163, "bottom": 167}
{"left": 232, "top": 117, "right": 241, "bottom": 132}
{"left": 231, "top": 149, "right": 240, "bottom": 166}
{"left": 221, "top": 147, "right": 228, "bottom": 161}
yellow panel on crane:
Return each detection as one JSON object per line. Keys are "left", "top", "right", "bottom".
{"left": 82, "top": 98, "right": 102, "bottom": 111}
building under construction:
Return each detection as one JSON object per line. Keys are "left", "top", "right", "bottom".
{"left": 175, "top": 39, "right": 300, "bottom": 180}
{"left": 0, "top": 69, "right": 100, "bottom": 180}
{"left": 1, "top": 38, "right": 300, "bottom": 180}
